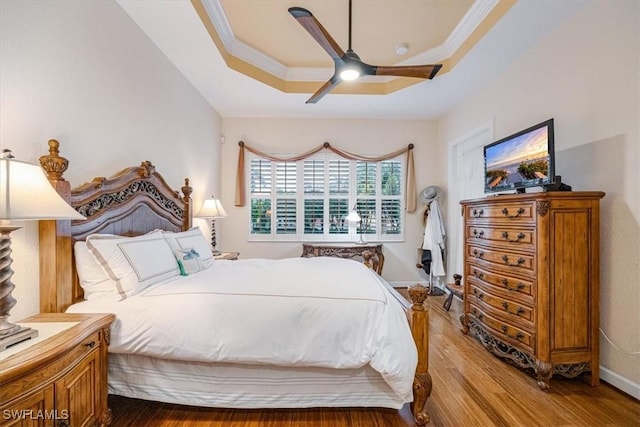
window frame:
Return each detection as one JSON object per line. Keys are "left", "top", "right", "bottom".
{"left": 247, "top": 152, "right": 405, "bottom": 242}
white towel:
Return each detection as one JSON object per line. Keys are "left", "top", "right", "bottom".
{"left": 422, "top": 200, "right": 446, "bottom": 277}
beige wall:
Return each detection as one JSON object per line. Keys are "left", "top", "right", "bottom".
{"left": 0, "top": 1, "right": 222, "bottom": 319}
{"left": 220, "top": 118, "right": 442, "bottom": 284}
{"left": 438, "top": 0, "right": 639, "bottom": 395}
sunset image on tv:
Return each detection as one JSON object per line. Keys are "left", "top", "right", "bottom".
{"left": 485, "top": 127, "right": 550, "bottom": 189}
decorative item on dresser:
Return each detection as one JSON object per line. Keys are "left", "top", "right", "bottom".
{"left": 301, "top": 242, "right": 385, "bottom": 275}
{"left": 36, "top": 141, "right": 432, "bottom": 425}
{"left": 0, "top": 313, "right": 115, "bottom": 427}
{"left": 459, "top": 191, "right": 604, "bottom": 391}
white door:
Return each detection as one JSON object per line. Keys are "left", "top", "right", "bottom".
{"left": 447, "top": 121, "right": 492, "bottom": 280}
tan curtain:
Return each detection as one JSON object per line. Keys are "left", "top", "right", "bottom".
{"left": 405, "top": 145, "right": 416, "bottom": 213}
{"left": 235, "top": 141, "right": 417, "bottom": 213}
{"left": 234, "top": 142, "right": 246, "bottom": 207}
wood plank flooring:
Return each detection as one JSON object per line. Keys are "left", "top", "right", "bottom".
{"left": 108, "top": 293, "right": 640, "bottom": 426}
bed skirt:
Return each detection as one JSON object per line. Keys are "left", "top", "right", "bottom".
{"left": 108, "top": 354, "right": 409, "bottom": 409}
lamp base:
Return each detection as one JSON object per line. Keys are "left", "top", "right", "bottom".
{"left": 0, "top": 325, "right": 38, "bottom": 351}
{"left": 355, "top": 239, "right": 367, "bottom": 245}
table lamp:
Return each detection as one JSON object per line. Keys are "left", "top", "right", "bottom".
{"left": 0, "top": 149, "right": 85, "bottom": 350}
{"left": 195, "top": 197, "right": 227, "bottom": 255}
{"left": 345, "top": 204, "right": 366, "bottom": 245}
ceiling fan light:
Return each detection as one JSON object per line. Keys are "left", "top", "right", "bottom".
{"left": 340, "top": 68, "right": 360, "bottom": 81}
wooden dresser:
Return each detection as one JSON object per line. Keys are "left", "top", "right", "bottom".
{"left": 459, "top": 192, "right": 604, "bottom": 390}
{"left": 0, "top": 313, "right": 115, "bottom": 426}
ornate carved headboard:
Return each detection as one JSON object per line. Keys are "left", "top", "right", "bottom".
{"left": 38, "top": 140, "right": 192, "bottom": 313}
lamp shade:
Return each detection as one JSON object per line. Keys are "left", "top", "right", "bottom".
{"left": 0, "top": 156, "right": 84, "bottom": 221}
{"left": 195, "top": 197, "right": 228, "bottom": 219}
{"left": 345, "top": 208, "right": 361, "bottom": 222}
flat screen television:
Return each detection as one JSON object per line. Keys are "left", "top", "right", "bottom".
{"left": 484, "top": 118, "right": 555, "bottom": 193}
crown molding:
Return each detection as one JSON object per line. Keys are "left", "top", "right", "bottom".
{"left": 194, "top": 0, "right": 511, "bottom": 95}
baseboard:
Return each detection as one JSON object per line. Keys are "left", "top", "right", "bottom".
{"left": 390, "top": 281, "right": 448, "bottom": 290}
{"left": 388, "top": 280, "right": 429, "bottom": 288}
{"left": 600, "top": 366, "right": 640, "bottom": 400}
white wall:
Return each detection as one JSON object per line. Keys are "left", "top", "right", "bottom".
{"left": 1, "top": 1, "right": 222, "bottom": 319}
{"left": 220, "top": 118, "right": 443, "bottom": 284}
{"left": 439, "top": 0, "right": 640, "bottom": 395}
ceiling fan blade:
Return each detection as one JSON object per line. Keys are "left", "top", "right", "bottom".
{"left": 288, "top": 7, "right": 345, "bottom": 60}
{"left": 373, "top": 64, "right": 442, "bottom": 79}
{"left": 306, "top": 75, "right": 341, "bottom": 104}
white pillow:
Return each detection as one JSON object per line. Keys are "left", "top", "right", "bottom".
{"left": 74, "top": 241, "right": 117, "bottom": 299}
{"left": 162, "top": 228, "right": 215, "bottom": 269}
{"left": 86, "top": 231, "right": 180, "bottom": 299}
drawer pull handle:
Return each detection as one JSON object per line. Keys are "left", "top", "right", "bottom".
{"left": 501, "top": 279, "right": 526, "bottom": 292}
{"left": 501, "top": 325, "right": 524, "bottom": 341}
{"left": 478, "top": 293, "right": 485, "bottom": 300}
{"left": 473, "top": 269, "right": 484, "bottom": 280}
{"left": 85, "top": 341, "right": 96, "bottom": 349}
{"left": 473, "top": 249, "right": 484, "bottom": 259}
{"left": 501, "top": 255, "right": 525, "bottom": 267}
{"left": 472, "top": 208, "right": 484, "bottom": 218}
{"left": 471, "top": 308, "right": 484, "bottom": 321}
{"left": 501, "top": 231, "right": 526, "bottom": 242}
{"left": 57, "top": 420, "right": 70, "bottom": 427}
{"left": 502, "top": 302, "right": 526, "bottom": 316}
{"left": 473, "top": 229, "right": 485, "bottom": 238}
{"left": 501, "top": 207, "right": 525, "bottom": 218}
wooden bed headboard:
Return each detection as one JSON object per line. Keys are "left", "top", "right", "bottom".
{"left": 38, "top": 140, "right": 192, "bottom": 313}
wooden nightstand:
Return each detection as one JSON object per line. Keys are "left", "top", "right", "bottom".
{"left": 214, "top": 251, "right": 240, "bottom": 260}
{"left": 0, "top": 313, "right": 115, "bottom": 427}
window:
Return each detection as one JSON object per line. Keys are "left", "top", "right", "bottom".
{"left": 248, "top": 153, "right": 405, "bottom": 241}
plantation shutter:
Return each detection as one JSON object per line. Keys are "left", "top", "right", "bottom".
{"left": 275, "top": 162, "right": 297, "bottom": 234}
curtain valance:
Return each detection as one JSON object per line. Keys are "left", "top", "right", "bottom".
{"left": 235, "top": 141, "right": 417, "bottom": 213}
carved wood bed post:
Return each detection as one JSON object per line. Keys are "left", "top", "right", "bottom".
{"left": 408, "top": 284, "right": 432, "bottom": 425}
{"left": 38, "top": 139, "right": 74, "bottom": 313}
{"left": 181, "top": 178, "right": 193, "bottom": 230}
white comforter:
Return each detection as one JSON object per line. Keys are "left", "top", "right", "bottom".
{"left": 67, "top": 257, "right": 418, "bottom": 401}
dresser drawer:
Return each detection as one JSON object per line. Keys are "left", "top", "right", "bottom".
{"left": 469, "top": 303, "right": 534, "bottom": 353}
{"left": 467, "top": 244, "right": 535, "bottom": 275}
{"left": 0, "top": 331, "right": 101, "bottom": 403}
{"left": 466, "top": 225, "right": 534, "bottom": 251}
{"left": 466, "top": 264, "right": 534, "bottom": 303}
{"left": 469, "top": 282, "right": 534, "bottom": 324}
{"left": 464, "top": 202, "right": 535, "bottom": 225}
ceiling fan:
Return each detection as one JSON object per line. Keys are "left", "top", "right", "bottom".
{"left": 288, "top": 0, "right": 442, "bottom": 104}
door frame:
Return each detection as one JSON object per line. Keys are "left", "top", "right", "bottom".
{"left": 446, "top": 119, "right": 493, "bottom": 279}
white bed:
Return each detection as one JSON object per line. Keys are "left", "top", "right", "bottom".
{"left": 37, "top": 146, "right": 432, "bottom": 424}
{"left": 67, "top": 255, "right": 417, "bottom": 407}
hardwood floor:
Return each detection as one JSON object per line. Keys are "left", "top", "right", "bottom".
{"left": 108, "top": 293, "right": 640, "bottom": 426}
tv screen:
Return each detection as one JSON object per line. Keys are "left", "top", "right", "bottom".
{"left": 484, "top": 119, "right": 555, "bottom": 193}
